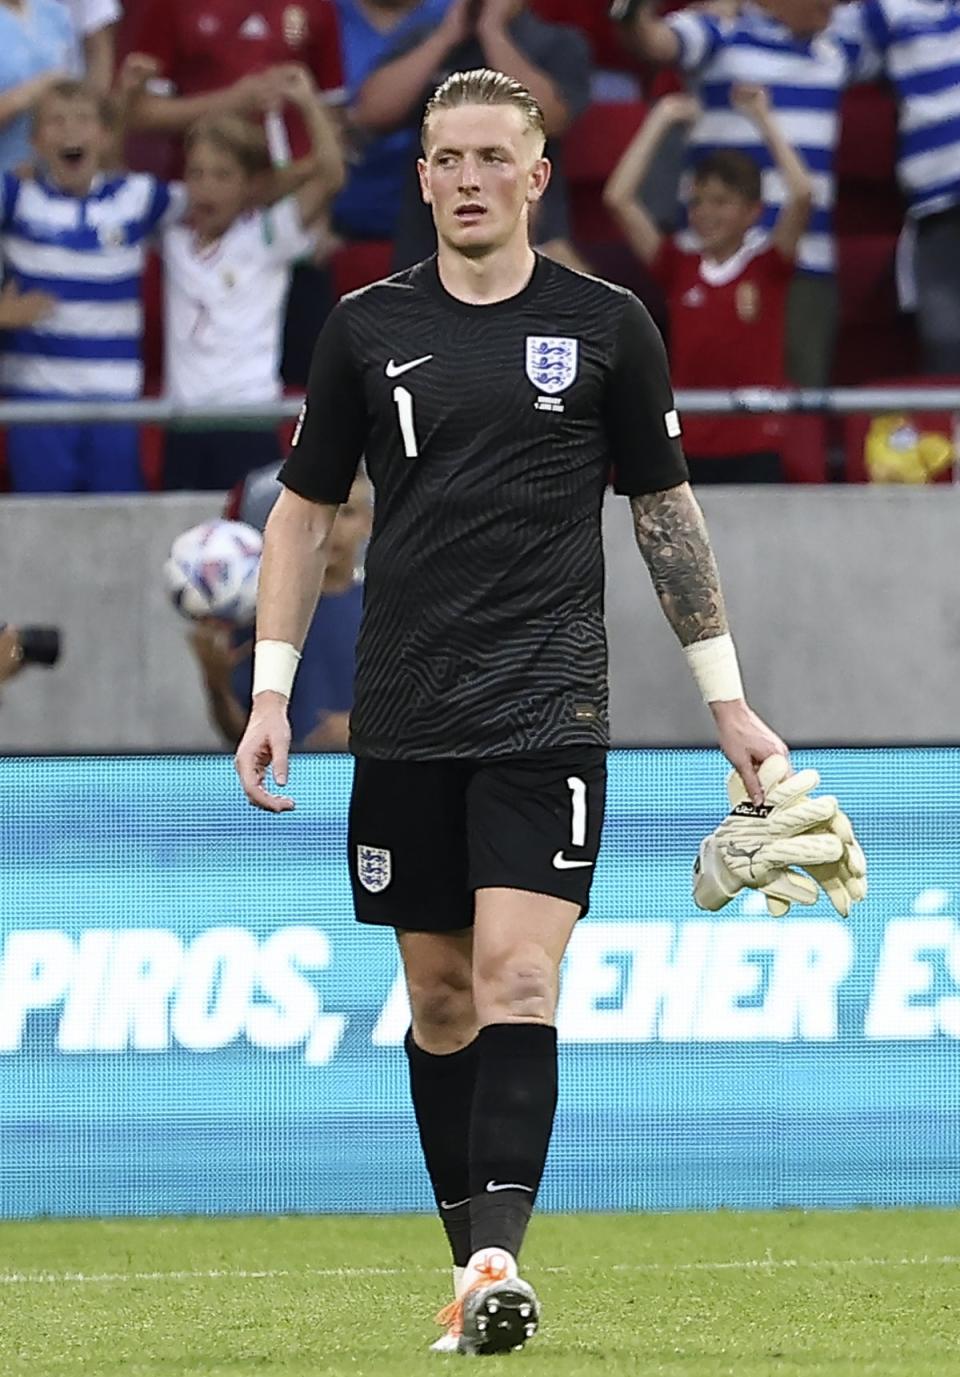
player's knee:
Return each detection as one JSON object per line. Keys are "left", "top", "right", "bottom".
{"left": 474, "top": 949, "right": 556, "bottom": 1024}
{"left": 407, "top": 970, "right": 476, "bottom": 1051}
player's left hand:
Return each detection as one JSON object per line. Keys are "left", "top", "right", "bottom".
{"left": 693, "top": 755, "right": 844, "bottom": 912}
{"left": 709, "top": 698, "right": 788, "bottom": 805}
{"left": 729, "top": 755, "right": 868, "bottom": 918}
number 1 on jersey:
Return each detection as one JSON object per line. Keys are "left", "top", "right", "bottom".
{"left": 393, "top": 385, "right": 419, "bottom": 459}
{"left": 566, "top": 776, "right": 587, "bottom": 848}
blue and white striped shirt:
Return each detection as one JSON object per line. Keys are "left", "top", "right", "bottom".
{"left": 0, "top": 171, "right": 184, "bottom": 399}
{"left": 666, "top": 2, "right": 871, "bottom": 275}
{"left": 848, "top": 0, "right": 960, "bottom": 217}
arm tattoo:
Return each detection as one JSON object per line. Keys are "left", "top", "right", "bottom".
{"left": 630, "top": 483, "right": 728, "bottom": 647}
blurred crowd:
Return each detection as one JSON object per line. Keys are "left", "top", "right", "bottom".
{"left": 0, "top": 0, "right": 957, "bottom": 493}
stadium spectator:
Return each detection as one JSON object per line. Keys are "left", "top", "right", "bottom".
{"left": 332, "top": 0, "right": 451, "bottom": 242}
{"left": 604, "top": 84, "right": 813, "bottom": 483}
{"left": 129, "top": 0, "right": 347, "bottom": 385}
{"left": 352, "top": 0, "right": 591, "bottom": 268}
{"left": 58, "top": 0, "right": 120, "bottom": 91}
{"left": 188, "top": 467, "right": 370, "bottom": 749}
{"left": 0, "top": 69, "right": 182, "bottom": 492}
{"left": 161, "top": 64, "right": 343, "bottom": 491}
{"left": 615, "top": 0, "right": 874, "bottom": 387}
{"left": 0, "top": 0, "right": 74, "bottom": 172}
{"left": 838, "top": 0, "right": 960, "bottom": 374}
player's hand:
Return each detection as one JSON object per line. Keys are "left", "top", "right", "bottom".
{"left": 693, "top": 755, "right": 844, "bottom": 912}
{"left": 731, "top": 83, "right": 771, "bottom": 121}
{"left": 235, "top": 692, "right": 295, "bottom": 813}
{"left": 231, "top": 67, "right": 290, "bottom": 114}
{"left": 710, "top": 698, "right": 788, "bottom": 805}
{"left": 730, "top": 755, "right": 868, "bottom": 917}
{"left": 0, "top": 280, "right": 56, "bottom": 329}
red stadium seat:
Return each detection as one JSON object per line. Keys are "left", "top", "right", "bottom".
{"left": 566, "top": 101, "right": 647, "bottom": 245}
{"left": 833, "top": 234, "right": 917, "bottom": 385}
{"left": 330, "top": 240, "right": 394, "bottom": 300}
{"left": 780, "top": 414, "right": 829, "bottom": 483}
{"left": 835, "top": 84, "right": 903, "bottom": 237}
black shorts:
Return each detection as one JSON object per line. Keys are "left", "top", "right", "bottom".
{"left": 348, "top": 748, "right": 607, "bottom": 931}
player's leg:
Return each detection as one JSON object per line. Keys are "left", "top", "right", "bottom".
{"left": 455, "top": 750, "right": 607, "bottom": 1353}
{"left": 396, "top": 926, "right": 478, "bottom": 1346}
{"left": 347, "top": 757, "right": 479, "bottom": 1332}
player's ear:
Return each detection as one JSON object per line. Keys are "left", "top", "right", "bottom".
{"left": 417, "top": 157, "right": 433, "bottom": 206}
{"left": 526, "top": 156, "right": 551, "bottom": 207}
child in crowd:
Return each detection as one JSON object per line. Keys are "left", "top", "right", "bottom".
{"left": 0, "top": 74, "right": 180, "bottom": 492}
{"left": 603, "top": 84, "right": 813, "bottom": 484}
{"left": 188, "top": 468, "right": 371, "bottom": 750}
{"left": 161, "top": 62, "right": 343, "bottom": 491}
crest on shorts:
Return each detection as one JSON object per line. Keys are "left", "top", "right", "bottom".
{"left": 357, "top": 845, "right": 392, "bottom": 893}
{"left": 525, "top": 336, "right": 579, "bottom": 394}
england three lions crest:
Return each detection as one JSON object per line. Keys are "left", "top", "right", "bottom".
{"left": 357, "top": 845, "right": 392, "bottom": 893}
{"left": 526, "top": 336, "right": 579, "bottom": 395}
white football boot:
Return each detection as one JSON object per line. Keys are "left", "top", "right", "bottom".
{"left": 435, "top": 1248, "right": 540, "bottom": 1356}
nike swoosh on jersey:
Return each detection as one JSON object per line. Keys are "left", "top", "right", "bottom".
{"left": 485, "top": 1181, "right": 534, "bottom": 1193}
{"left": 385, "top": 354, "right": 434, "bottom": 377}
{"left": 552, "top": 851, "right": 594, "bottom": 870}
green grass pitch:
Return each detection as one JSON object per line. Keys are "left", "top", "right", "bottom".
{"left": 1, "top": 1210, "right": 958, "bottom": 1376}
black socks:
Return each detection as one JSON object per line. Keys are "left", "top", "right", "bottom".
{"left": 468, "top": 1022, "right": 558, "bottom": 1257}
{"left": 405, "top": 1022, "right": 559, "bottom": 1264}
{"left": 405, "top": 1030, "right": 478, "bottom": 1267}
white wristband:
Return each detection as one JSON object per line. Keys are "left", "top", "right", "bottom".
{"left": 252, "top": 640, "right": 301, "bottom": 699}
{"left": 683, "top": 633, "right": 744, "bottom": 704}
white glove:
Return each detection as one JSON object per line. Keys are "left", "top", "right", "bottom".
{"left": 693, "top": 756, "right": 844, "bottom": 912}
{"left": 730, "top": 756, "right": 868, "bottom": 918}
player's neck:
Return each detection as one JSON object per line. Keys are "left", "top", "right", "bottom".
{"left": 436, "top": 239, "right": 538, "bottom": 306}
{"left": 702, "top": 235, "right": 746, "bottom": 267}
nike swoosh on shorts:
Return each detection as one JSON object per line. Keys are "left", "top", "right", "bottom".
{"left": 552, "top": 851, "right": 594, "bottom": 870}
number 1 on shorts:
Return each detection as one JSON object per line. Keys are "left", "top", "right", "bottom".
{"left": 566, "top": 775, "right": 587, "bottom": 848}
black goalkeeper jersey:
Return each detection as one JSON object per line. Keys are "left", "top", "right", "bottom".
{"left": 279, "top": 254, "right": 688, "bottom": 760}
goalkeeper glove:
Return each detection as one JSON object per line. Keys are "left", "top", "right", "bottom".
{"left": 728, "top": 755, "right": 867, "bottom": 918}
{"left": 693, "top": 756, "right": 844, "bottom": 912}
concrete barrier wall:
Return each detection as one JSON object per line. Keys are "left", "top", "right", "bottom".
{"left": 1, "top": 486, "right": 957, "bottom": 750}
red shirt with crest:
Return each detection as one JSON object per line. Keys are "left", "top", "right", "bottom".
{"left": 652, "top": 237, "right": 795, "bottom": 458}
{"left": 137, "top": 0, "right": 345, "bottom": 161}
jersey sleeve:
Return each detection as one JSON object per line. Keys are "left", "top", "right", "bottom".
{"left": 279, "top": 305, "right": 368, "bottom": 505}
{"left": 664, "top": 10, "right": 729, "bottom": 73}
{"left": 605, "top": 294, "right": 689, "bottom": 496}
{"left": 260, "top": 197, "right": 317, "bottom": 266}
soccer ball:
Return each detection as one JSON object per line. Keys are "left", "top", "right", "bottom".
{"left": 163, "top": 519, "right": 262, "bottom": 626}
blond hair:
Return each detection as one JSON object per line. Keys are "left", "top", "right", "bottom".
{"left": 422, "top": 69, "right": 546, "bottom": 151}
{"left": 184, "top": 116, "right": 272, "bottom": 177}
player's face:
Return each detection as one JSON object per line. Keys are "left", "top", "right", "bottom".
{"left": 33, "top": 96, "right": 110, "bottom": 196}
{"left": 689, "top": 177, "right": 761, "bottom": 259}
{"left": 765, "top": 0, "right": 834, "bottom": 34}
{"left": 418, "top": 104, "right": 549, "bottom": 258}
{"left": 184, "top": 142, "right": 253, "bottom": 242}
